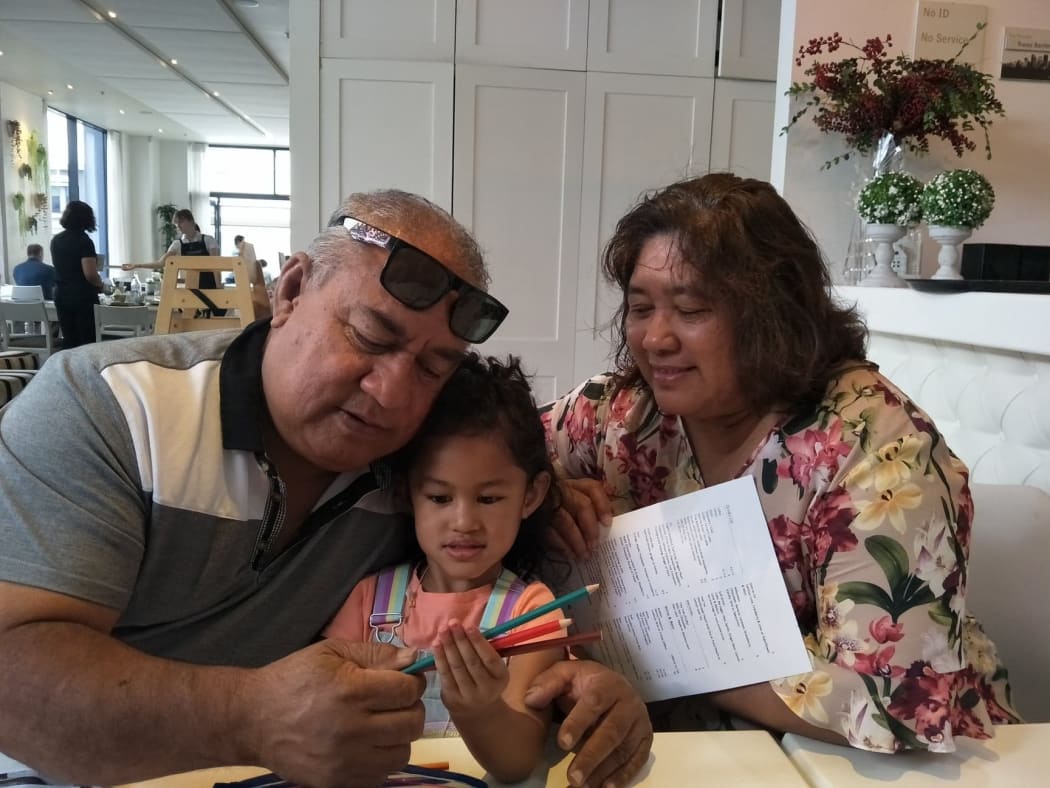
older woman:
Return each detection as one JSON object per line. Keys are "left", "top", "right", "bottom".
{"left": 542, "top": 173, "right": 1020, "bottom": 753}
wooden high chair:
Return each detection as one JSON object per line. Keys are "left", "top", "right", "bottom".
{"left": 154, "top": 256, "right": 264, "bottom": 335}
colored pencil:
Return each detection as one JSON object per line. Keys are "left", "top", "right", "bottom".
{"left": 496, "top": 630, "right": 602, "bottom": 658}
{"left": 489, "top": 617, "right": 572, "bottom": 648}
{"left": 401, "top": 583, "right": 599, "bottom": 674}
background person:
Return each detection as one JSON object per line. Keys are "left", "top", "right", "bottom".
{"left": 327, "top": 354, "right": 567, "bottom": 783}
{"left": 0, "top": 189, "right": 651, "bottom": 788}
{"left": 50, "top": 200, "right": 103, "bottom": 348}
{"left": 12, "top": 244, "right": 56, "bottom": 300}
{"left": 542, "top": 173, "right": 1020, "bottom": 753}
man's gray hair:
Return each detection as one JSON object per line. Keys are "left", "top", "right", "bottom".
{"left": 304, "top": 189, "right": 488, "bottom": 290}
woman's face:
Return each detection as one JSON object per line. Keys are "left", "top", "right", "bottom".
{"left": 624, "top": 234, "right": 744, "bottom": 426}
{"left": 175, "top": 216, "right": 195, "bottom": 235}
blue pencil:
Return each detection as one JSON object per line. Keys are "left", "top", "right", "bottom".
{"left": 401, "top": 583, "right": 599, "bottom": 675}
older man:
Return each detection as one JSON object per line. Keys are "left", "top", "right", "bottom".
{"left": 0, "top": 190, "right": 650, "bottom": 788}
{"left": 12, "top": 244, "right": 56, "bottom": 300}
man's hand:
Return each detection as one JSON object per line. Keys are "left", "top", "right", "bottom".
{"left": 244, "top": 639, "right": 425, "bottom": 788}
{"left": 433, "top": 620, "right": 509, "bottom": 714}
{"left": 548, "top": 479, "right": 614, "bottom": 560}
{"left": 524, "top": 660, "right": 652, "bottom": 788}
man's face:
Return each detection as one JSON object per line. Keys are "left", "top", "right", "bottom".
{"left": 262, "top": 234, "right": 469, "bottom": 475}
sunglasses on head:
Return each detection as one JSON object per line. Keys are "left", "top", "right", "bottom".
{"left": 337, "top": 216, "right": 508, "bottom": 343}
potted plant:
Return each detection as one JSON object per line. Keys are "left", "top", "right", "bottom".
{"left": 785, "top": 26, "right": 1005, "bottom": 172}
{"left": 155, "top": 203, "right": 179, "bottom": 251}
{"left": 920, "top": 169, "right": 995, "bottom": 280}
{"left": 854, "top": 172, "right": 924, "bottom": 288}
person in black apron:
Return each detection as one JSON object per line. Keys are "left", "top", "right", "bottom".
{"left": 121, "top": 208, "right": 226, "bottom": 315}
{"left": 170, "top": 209, "right": 226, "bottom": 317}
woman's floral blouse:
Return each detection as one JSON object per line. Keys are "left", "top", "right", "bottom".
{"left": 541, "top": 364, "right": 1021, "bottom": 752}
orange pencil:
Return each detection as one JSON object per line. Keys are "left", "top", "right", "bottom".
{"left": 489, "top": 617, "right": 572, "bottom": 649}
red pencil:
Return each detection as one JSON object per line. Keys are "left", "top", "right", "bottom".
{"left": 489, "top": 617, "right": 572, "bottom": 649}
{"left": 495, "top": 630, "right": 602, "bottom": 659}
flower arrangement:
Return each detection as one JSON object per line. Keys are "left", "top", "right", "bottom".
{"left": 920, "top": 169, "right": 995, "bottom": 229}
{"left": 785, "top": 26, "right": 1005, "bottom": 168}
{"left": 856, "top": 172, "right": 923, "bottom": 226}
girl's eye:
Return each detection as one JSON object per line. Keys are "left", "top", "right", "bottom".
{"left": 478, "top": 496, "right": 502, "bottom": 505}
{"left": 427, "top": 494, "right": 452, "bottom": 504}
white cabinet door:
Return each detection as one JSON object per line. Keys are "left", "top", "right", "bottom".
{"left": 718, "top": 0, "right": 781, "bottom": 80}
{"left": 574, "top": 72, "right": 715, "bottom": 383}
{"left": 587, "top": 0, "right": 719, "bottom": 77}
{"left": 710, "top": 78, "right": 776, "bottom": 180}
{"left": 453, "top": 65, "right": 586, "bottom": 403}
{"left": 320, "top": 0, "right": 455, "bottom": 61}
{"left": 456, "top": 0, "right": 588, "bottom": 70}
{"left": 319, "top": 60, "right": 454, "bottom": 220}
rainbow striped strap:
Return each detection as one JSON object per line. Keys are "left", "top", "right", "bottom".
{"left": 479, "top": 568, "right": 526, "bottom": 631}
{"left": 369, "top": 562, "right": 414, "bottom": 641}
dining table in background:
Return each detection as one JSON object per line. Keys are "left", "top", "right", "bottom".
{"left": 781, "top": 723, "right": 1050, "bottom": 786}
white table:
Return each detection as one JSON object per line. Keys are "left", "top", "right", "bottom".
{"left": 781, "top": 724, "right": 1050, "bottom": 786}
{"left": 119, "top": 731, "right": 809, "bottom": 787}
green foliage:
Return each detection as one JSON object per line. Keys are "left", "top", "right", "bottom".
{"left": 155, "top": 203, "right": 179, "bottom": 248}
{"left": 920, "top": 169, "right": 995, "bottom": 229}
{"left": 856, "top": 172, "right": 924, "bottom": 225}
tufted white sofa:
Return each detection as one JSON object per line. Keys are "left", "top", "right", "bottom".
{"left": 837, "top": 287, "right": 1050, "bottom": 494}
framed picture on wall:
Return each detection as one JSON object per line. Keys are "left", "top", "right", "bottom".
{"left": 1001, "top": 27, "right": 1050, "bottom": 82}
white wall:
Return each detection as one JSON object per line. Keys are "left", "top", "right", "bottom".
{"left": 0, "top": 81, "right": 50, "bottom": 281}
{"left": 121, "top": 135, "right": 191, "bottom": 263}
{"left": 776, "top": 0, "right": 1050, "bottom": 279}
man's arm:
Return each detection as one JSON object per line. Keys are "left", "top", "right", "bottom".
{"left": 0, "top": 581, "right": 427, "bottom": 786}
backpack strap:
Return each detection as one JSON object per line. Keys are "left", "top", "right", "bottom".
{"left": 479, "top": 567, "right": 527, "bottom": 632}
{"left": 369, "top": 562, "right": 414, "bottom": 644}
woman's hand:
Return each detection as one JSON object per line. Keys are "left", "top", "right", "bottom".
{"left": 548, "top": 479, "right": 614, "bottom": 560}
{"left": 433, "top": 620, "right": 509, "bottom": 713}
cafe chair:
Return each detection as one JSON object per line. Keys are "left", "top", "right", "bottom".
{"left": 94, "top": 304, "right": 155, "bottom": 342}
{"left": 969, "top": 482, "right": 1050, "bottom": 723}
{"left": 0, "top": 300, "right": 55, "bottom": 364}
{"left": 154, "top": 256, "right": 258, "bottom": 335}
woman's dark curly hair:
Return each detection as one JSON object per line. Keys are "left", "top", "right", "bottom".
{"left": 602, "top": 173, "right": 868, "bottom": 414}
{"left": 393, "top": 353, "right": 559, "bottom": 582}
{"left": 59, "top": 200, "right": 97, "bottom": 233}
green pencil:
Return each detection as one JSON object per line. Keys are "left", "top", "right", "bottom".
{"left": 401, "top": 582, "right": 600, "bottom": 675}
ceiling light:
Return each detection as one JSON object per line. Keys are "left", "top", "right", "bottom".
{"left": 212, "top": 90, "right": 220, "bottom": 97}
{"left": 0, "top": 51, "right": 4, "bottom": 56}
{"left": 235, "top": 0, "right": 260, "bottom": 7}
{"left": 47, "top": 89, "right": 54, "bottom": 95}
{"left": 158, "top": 128, "right": 164, "bottom": 133}
{"left": 119, "top": 109, "right": 125, "bottom": 114}
{"left": 66, "top": 84, "right": 74, "bottom": 90}
{"left": 170, "top": 58, "right": 177, "bottom": 65}
{"left": 107, "top": 10, "right": 117, "bottom": 18}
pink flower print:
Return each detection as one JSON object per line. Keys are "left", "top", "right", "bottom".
{"left": 779, "top": 419, "right": 850, "bottom": 488}
{"left": 564, "top": 397, "right": 597, "bottom": 446}
{"left": 769, "top": 514, "right": 803, "bottom": 570}
{"left": 854, "top": 645, "right": 905, "bottom": 678}
{"left": 614, "top": 435, "right": 669, "bottom": 507}
{"left": 870, "top": 614, "right": 905, "bottom": 644}
{"left": 803, "top": 486, "right": 859, "bottom": 567}
{"left": 888, "top": 663, "right": 954, "bottom": 744}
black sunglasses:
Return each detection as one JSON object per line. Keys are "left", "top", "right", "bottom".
{"left": 336, "top": 216, "right": 508, "bottom": 343}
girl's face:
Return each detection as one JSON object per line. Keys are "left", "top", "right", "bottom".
{"left": 175, "top": 216, "right": 195, "bottom": 235}
{"left": 409, "top": 432, "right": 550, "bottom": 593}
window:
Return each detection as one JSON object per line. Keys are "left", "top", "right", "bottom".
{"left": 205, "top": 145, "right": 290, "bottom": 267}
{"left": 47, "top": 108, "right": 107, "bottom": 257}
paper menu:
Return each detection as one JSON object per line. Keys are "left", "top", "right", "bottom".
{"left": 560, "top": 477, "right": 811, "bottom": 703}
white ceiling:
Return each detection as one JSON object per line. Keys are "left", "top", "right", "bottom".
{"left": 0, "top": 0, "right": 290, "bottom": 146}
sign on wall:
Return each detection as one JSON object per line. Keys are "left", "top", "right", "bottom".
{"left": 1001, "top": 28, "right": 1050, "bottom": 83}
{"left": 914, "top": 2, "right": 987, "bottom": 64}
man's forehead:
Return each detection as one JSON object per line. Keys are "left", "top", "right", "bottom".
{"left": 354, "top": 212, "right": 475, "bottom": 284}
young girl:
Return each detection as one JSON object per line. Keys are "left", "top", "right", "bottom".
{"left": 324, "top": 354, "right": 565, "bottom": 783}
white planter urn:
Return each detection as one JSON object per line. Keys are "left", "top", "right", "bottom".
{"left": 928, "top": 225, "right": 973, "bottom": 280}
{"left": 859, "top": 223, "right": 908, "bottom": 288}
